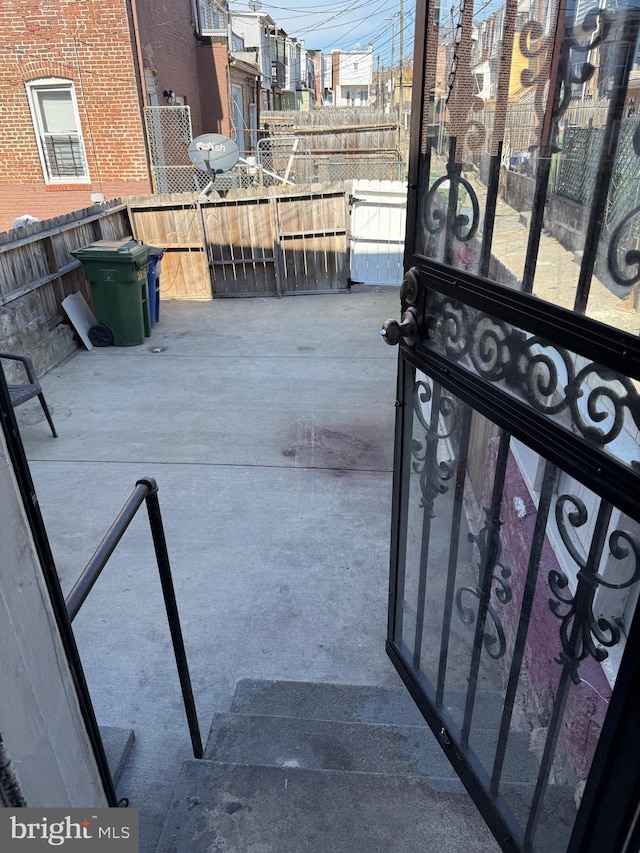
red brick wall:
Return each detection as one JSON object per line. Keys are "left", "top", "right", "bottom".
{"left": 135, "top": 0, "right": 210, "bottom": 136}
{"left": 0, "top": 0, "right": 151, "bottom": 228}
{"left": 0, "top": 0, "right": 234, "bottom": 230}
{"left": 197, "top": 42, "right": 229, "bottom": 137}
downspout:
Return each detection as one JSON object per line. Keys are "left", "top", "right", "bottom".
{"left": 128, "top": 0, "right": 154, "bottom": 186}
{"left": 129, "top": 0, "right": 147, "bottom": 108}
{"left": 227, "top": 57, "right": 235, "bottom": 143}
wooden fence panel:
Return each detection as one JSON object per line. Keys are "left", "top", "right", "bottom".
{"left": 127, "top": 195, "right": 210, "bottom": 299}
{"left": 125, "top": 184, "right": 351, "bottom": 297}
{"left": 203, "top": 195, "right": 278, "bottom": 296}
{"left": 273, "top": 184, "right": 349, "bottom": 294}
{"left": 0, "top": 202, "right": 130, "bottom": 320}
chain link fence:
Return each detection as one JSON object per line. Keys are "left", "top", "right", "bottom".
{"left": 257, "top": 136, "right": 403, "bottom": 184}
{"left": 144, "top": 110, "right": 404, "bottom": 193}
{"left": 555, "top": 125, "right": 605, "bottom": 205}
{"left": 257, "top": 136, "right": 313, "bottom": 184}
{"left": 312, "top": 151, "right": 404, "bottom": 182}
{"left": 144, "top": 106, "right": 195, "bottom": 193}
{"left": 607, "top": 119, "right": 640, "bottom": 234}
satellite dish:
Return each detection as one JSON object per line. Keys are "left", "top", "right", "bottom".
{"left": 248, "top": 0, "right": 262, "bottom": 10}
{"left": 188, "top": 134, "right": 240, "bottom": 175}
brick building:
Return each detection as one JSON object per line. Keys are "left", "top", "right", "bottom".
{"left": 0, "top": 0, "right": 261, "bottom": 231}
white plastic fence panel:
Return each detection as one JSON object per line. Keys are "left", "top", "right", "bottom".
{"left": 350, "top": 180, "right": 407, "bottom": 286}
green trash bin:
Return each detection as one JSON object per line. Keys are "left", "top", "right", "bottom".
{"left": 72, "top": 239, "right": 150, "bottom": 346}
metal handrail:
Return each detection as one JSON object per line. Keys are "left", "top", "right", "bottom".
{"left": 65, "top": 476, "right": 203, "bottom": 763}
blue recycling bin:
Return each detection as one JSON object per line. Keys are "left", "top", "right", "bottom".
{"left": 146, "top": 247, "right": 164, "bottom": 326}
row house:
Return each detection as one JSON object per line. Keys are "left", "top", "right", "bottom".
{"left": 230, "top": 12, "right": 287, "bottom": 111}
{"left": 282, "top": 38, "right": 316, "bottom": 112}
{"left": 0, "top": 0, "right": 260, "bottom": 230}
{"left": 196, "top": 0, "right": 262, "bottom": 155}
{"left": 307, "top": 50, "right": 328, "bottom": 106}
{"left": 329, "top": 47, "right": 374, "bottom": 108}
{"left": 467, "top": 0, "right": 537, "bottom": 102}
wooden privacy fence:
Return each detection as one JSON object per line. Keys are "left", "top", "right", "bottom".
{"left": 127, "top": 183, "right": 351, "bottom": 298}
{"left": 0, "top": 201, "right": 130, "bottom": 319}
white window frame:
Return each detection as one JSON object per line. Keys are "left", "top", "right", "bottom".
{"left": 232, "top": 84, "right": 246, "bottom": 153}
{"left": 144, "top": 68, "right": 159, "bottom": 106}
{"left": 26, "top": 78, "right": 89, "bottom": 184}
{"left": 194, "top": 0, "right": 228, "bottom": 37}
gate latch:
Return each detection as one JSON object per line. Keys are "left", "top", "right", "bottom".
{"left": 439, "top": 726, "right": 452, "bottom": 747}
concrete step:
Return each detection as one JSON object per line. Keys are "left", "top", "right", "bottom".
{"left": 206, "top": 710, "right": 540, "bottom": 786}
{"left": 155, "top": 759, "right": 503, "bottom": 853}
{"left": 230, "top": 678, "right": 504, "bottom": 730}
{"left": 99, "top": 725, "right": 135, "bottom": 788}
{"left": 205, "top": 712, "right": 455, "bottom": 783}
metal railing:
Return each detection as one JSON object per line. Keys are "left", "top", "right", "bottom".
{"left": 65, "top": 476, "right": 203, "bottom": 771}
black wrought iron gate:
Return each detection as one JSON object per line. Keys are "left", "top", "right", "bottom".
{"left": 384, "top": 1, "right": 640, "bottom": 851}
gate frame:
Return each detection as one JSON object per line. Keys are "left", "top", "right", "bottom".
{"left": 387, "top": 0, "right": 640, "bottom": 849}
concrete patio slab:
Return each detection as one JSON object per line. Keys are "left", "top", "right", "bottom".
{"left": 17, "top": 286, "right": 424, "bottom": 851}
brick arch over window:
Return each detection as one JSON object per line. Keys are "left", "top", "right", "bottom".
{"left": 22, "top": 62, "right": 79, "bottom": 84}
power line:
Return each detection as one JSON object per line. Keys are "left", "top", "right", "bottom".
{"left": 294, "top": 0, "right": 373, "bottom": 40}
{"left": 314, "top": 0, "right": 398, "bottom": 51}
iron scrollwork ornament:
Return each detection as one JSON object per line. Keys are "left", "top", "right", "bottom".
{"left": 423, "top": 163, "right": 480, "bottom": 245}
{"left": 411, "top": 379, "right": 458, "bottom": 512}
{"left": 519, "top": 8, "right": 611, "bottom": 151}
{"left": 426, "top": 295, "right": 640, "bottom": 468}
{"left": 555, "top": 9, "right": 612, "bottom": 129}
{"left": 456, "top": 508, "right": 512, "bottom": 660}
{"left": 549, "top": 495, "right": 640, "bottom": 684}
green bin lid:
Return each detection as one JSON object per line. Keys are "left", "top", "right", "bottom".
{"left": 72, "top": 239, "right": 149, "bottom": 265}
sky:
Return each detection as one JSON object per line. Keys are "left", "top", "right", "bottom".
{"left": 228, "top": 0, "right": 417, "bottom": 68}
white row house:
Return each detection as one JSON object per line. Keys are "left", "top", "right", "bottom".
{"left": 330, "top": 46, "right": 374, "bottom": 107}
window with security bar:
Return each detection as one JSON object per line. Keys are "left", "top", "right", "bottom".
{"left": 26, "top": 79, "right": 89, "bottom": 183}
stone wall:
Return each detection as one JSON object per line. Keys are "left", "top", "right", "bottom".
{"left": 502, "top": 169, "right": 587, "bottom": 255}
{"left": 0, "top": 292, "right": 76, "bottom": 384}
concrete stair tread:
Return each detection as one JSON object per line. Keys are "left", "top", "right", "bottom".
{"left": 205, "top": 711, "right": 451, "bottom": 779}
{"left": 155, "top": 759, "right": 503, "bottom": 853}
{"left": 206, "top": 709, "right": 541, "bottom": 785}
{"left": 231, "top": 677, "right": 505, "bottom": 730}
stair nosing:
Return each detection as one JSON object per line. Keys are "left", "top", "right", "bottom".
{"left": 213, "top": 709, "right": 429, "bottom": 730}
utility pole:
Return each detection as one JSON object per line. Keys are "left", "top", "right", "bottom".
{"left": 384, "top": 15, "right": 396, "bottom": 115}
{"left": 390, "top": 18, "right": 395, "bottom": 114}
{"left": 398, "top": 0, "right": 404, "bottom": 148}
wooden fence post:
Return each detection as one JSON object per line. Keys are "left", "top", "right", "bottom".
{"left": 269, "top": 188, "right": 284, "bottom": 297}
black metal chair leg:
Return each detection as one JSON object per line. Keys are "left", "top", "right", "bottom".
{"left": 38, "top": 392, "right": 58, "bottom": 437}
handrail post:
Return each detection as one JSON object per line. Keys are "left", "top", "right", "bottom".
{"left": 136, "top": 478, "right": 204, "bottom": 760}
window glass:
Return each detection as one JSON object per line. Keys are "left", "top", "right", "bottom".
{"left": 27, "top": 80, "right": 88, "bottom": 183}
